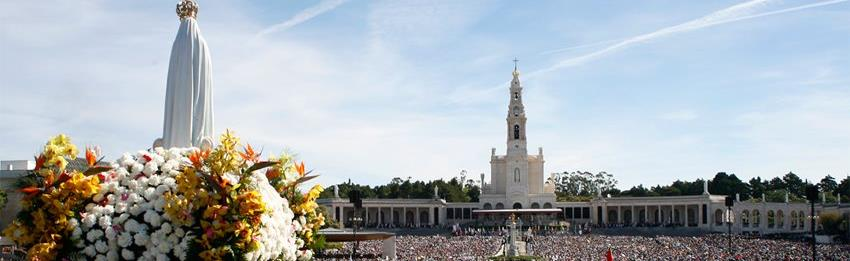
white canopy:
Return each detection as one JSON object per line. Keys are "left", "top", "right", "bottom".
{"left": 160, "top": 1, "right": 214, "bottom": 148}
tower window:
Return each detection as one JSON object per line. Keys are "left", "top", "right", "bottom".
{"left": 514, "top": 92, "right": 519, "bottom": 100}
{"left": 513, "top": 125, "right": 520, "bottom": 139}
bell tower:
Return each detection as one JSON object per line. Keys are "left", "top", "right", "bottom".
{"left": 505, "top": 59, "right": 529, "bottom": 200}
{"left": 506, "top": 59, "right": 527, "bottom": 155}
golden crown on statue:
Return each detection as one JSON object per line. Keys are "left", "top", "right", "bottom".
{"left": 176, "top": 0, "right": 198, "bottom": 19}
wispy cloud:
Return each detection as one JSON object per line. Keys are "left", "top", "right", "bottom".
{"left": 531, "top": 0, "right": 848, "bottom": 76}
{"left": 256, "top": 0, "right": 349, "bottom": 37}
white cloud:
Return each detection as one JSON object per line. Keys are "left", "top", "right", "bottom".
{"left": 532, "top": 0, "right": 848, "bottom": 76}
{"left": 256, "top": 0, "right": 350, "bottom": 37}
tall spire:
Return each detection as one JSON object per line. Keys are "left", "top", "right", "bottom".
{"left": 512, "top": 58, "right": 520, "bottom": 78}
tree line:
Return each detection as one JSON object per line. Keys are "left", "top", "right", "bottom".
{"left": 552, "top": 171, "right": 850, "bottom": 203}
{"left": 319, "top": 173, "right": 481, "bottom": 202}
{"left": 320, "top": 170, "right": 850, "bottom": 204}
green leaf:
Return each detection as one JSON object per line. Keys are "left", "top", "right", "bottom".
{"left": 83, "top": 166, "right": 113, "bottom": 176}
{"left": 246, "top": 161, "right": 278, "bottom": 173}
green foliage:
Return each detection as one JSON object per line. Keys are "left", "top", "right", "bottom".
{"left": 551, "top": 171, "right": 617, "bottom": 197}
{"left": 319, "top": 173, "right": 481, "bottom": 202}
{"left": 819, "top": 212, "right": 847, "bottom": 235}
{"left": 0, "top": 188, "right": 7, "bottom": 210}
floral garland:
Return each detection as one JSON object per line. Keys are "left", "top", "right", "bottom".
{"left": 3, "top": 135, "right": 102, "bottom": 260}
{"left": 2, "top": 132, "right": 327, "bottom": 261}
{"left": 267, "top": 153, "right": 326, "bottom": 259}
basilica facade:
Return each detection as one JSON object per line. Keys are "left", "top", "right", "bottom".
{"left": 312, "top": 65, "right": 846, "bottom": 235}
{"left": 479, "top": 66, "right": 556, "bottom": 210}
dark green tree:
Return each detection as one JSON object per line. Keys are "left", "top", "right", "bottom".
{"left": 820, "top": 175, "right": 838, "bottom": 192}
{"left": 782, "top": 172, "right": 805, "bottom": 198}
{"left": 748, "top": 177, "right": 767, "bottom": 198}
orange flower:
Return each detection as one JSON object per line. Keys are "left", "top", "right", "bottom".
{"left": 296, "top": 162, "right": 306, "bottom": 177}
{"left": 85, "top": 146, "right": 97, "bottom": 167}
{"left": 20, "top": 186, "right": 41, "bottom": 196}
{"left": 34, "top": 155, "right": 46, "bottom": 171}
{"left": 239, "top": 144, "right": 260, "bottom": 163}
{"left": 189, "top": 149, "right": 210, "bottom": 168}
{"left": 265, "top": 168, "right": 280, "bottom": 180}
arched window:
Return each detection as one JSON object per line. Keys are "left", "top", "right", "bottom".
{"left": 714, "top": 209, "right": 723, "bottom": 225}
{"left": 742, "top": 210, "right": 750, "bottom": 227}
{"left": 514, "top": 168, "right": 520, "bottom": 183}
{"left": 767, "top": 210, "right": 775, "bottom": 228}
{"left": 513, "top": 125, "right": 520, "bottom": 139}
{"left": 777, "top": 210, "right": 784, "bottom": 228}
{"left": 514, "top": 92, "right": 519, "bottom": 100}
{"left": 791, "top": 211, "right": 798, "bottom": 229}
{"left": 512, "top": 203, "right": 522, "bottom": 209}
{"left": 752, "top": 210, "right": 760, "bottom": 227}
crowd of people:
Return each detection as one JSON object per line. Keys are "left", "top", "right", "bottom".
{"left": 316, "top": 233, "right": 850, "bottom": 260}
{"left": 316, "top": 235, "right": 501, "bottom": 260}
{"left": 529, "top": 234, "right": 850, "bottom": 260}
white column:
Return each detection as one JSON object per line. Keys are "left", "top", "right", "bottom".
{"left": 684, "top": 205, "right": 689, "bottom": 227}
{"left": 631, "top": 205, "right": 635, "bottom": 226}
{"left": 402, "top": 207, "right": 407, "bottom": 227}
{"left": 657, "top": 205, "right": 661, "bottom": 224}
{"left": 698, "top": 203, "right": 703, "bottom": 228}
{"left": 602, "top": 205, "right": 608, "bottom": 224}
{"left": 340, "top": 206, "right": 346, "bottom": 229}
{"left": 390, "top": 207, "right": 394, "bottom": 226}
{"left": 617, "top": 206, "right": 622, "bottom": 224}
{"left": 415, "top": 207, "right": 420, "bottom": 227}
{"left": 644, "top": 205, "right": 648, "bottom": 225}
{"left": 429, "top": 207, "right": 434, "bottom": 225}
{"left": 365, "top": 207, "right": 370, "bottom": 226}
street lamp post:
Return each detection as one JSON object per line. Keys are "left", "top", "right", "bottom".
{"left": 349, "top": 215, "right": 363, "bottom": 260}
{"left": 725, "top": 196, "right": 734, "bottom": 256}
{"left": 806, "top": 184, "right": 819, "bottom": 261}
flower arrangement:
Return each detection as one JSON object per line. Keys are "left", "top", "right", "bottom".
{"left": 3, "top": 132, "right": 326, "bottom": 261}
{"left": 3, "top": 135, "right": 103, "bottom": 260}
{"left": 267, "top": 153, "right": 326, "bottom": 259}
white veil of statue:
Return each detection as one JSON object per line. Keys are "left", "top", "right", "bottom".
{"left": 159, "top": 0, "right": 214, "bottom": 149}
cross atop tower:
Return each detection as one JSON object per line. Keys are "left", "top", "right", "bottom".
{"left": 513, "top": 58, "right": 519, "bottom": 70}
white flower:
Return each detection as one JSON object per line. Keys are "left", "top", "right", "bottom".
{"left": 143, "top": 187, "right": 156, "bottom": 201}
{"left": 143, "top": 161, "right": 158, "bottom": 175}
{"left": 105, "top": 226, "right": 116, "bottom": 240}
{"left": 124, "top": 219, "right": 140, "bottom": 233}
{"left": 107, "top": 249, "right": 119, "bottom": 261}
{"left": 134, "top": 231, "right": 150, "bottom": 247}
{"left": 117, "top": 232, "right": 133, "bottom": 248}
{"left": 99, "top": 215, "right": 112, "bottom": 229}
{"left": 148, "top": 175, "right": 162, "bottom": 187}
{"left": 144, "top": 210, "right": 162, "bottom": 227}
{"left": 87, "top": 229, "right": 104, "bottom": 242}
{"left": 131, "top": 163, "right": 144, "bottom": 175}
{"left": 84, "top": 245, "right": 97, "bottom": 257}
{"left": 95, "top": 240, "right": 108, "bottom": 253}
{"left": 121, "top": 249, "right": 135, "bottom": 260}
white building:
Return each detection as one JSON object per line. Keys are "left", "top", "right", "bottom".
{"left": 316, "top": 65, "right": 849, "bottom": 235}
{"left": 479, "top": 65, "right": 557, "bottom": 211}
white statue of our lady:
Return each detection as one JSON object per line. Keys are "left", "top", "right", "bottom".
{"left": 156, "top": 0, "right": 214, "bottom": 149}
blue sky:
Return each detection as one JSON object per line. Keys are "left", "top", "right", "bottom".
{"left": 1, "top": 0, "right": 849, "bottom": 189}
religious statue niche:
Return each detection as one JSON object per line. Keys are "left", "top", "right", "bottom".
{"left": 514, "top": 168, "right": 520, "bottom": 183}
